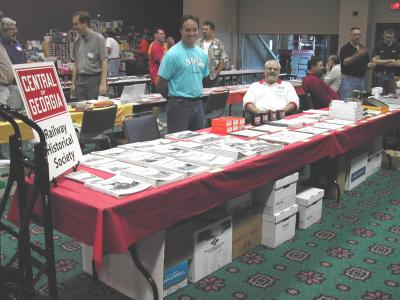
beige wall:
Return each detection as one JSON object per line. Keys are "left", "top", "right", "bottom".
{"left": 183, "top": 0, "right": 238, "bottom": 64}
{"left": 338, "top": 0, "right": 372, "bottom": 50}
{"left": 239, "top": 0, "right": 340, "bottom": 34}
{"left": 183, "top": 0, "right": 400, "bottom": 67}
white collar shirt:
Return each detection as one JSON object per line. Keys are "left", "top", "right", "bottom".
{"left": 243, "top": 79, "right": 299, "bottom": 111}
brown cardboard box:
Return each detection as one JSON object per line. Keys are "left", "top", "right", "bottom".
{"left": 232, "top": 206, "right": 262, "bottom": 259}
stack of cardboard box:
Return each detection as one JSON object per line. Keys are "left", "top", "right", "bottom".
{"left": 255, "top": 173, "right": 299, "bottom": 248}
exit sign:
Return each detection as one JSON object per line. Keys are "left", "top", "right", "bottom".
{"left": 391, "top": 2, "right": 400, "bottom": 10}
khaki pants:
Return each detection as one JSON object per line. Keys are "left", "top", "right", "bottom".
{"left": 0, "top": 85, "right": 23, "bottom": 109}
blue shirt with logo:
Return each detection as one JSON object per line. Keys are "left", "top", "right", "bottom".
{"left": 158, "top": 41, "right": 208, "bottom": 98}
{"left": 0, "top": 36, "right": 26, "bottom": 65}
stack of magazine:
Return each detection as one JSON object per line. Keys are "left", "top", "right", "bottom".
{"left": 85, "top": 174, "right": 152, "bottom": 198}
{"left": 203, "top": 139, "right": 283, "bottom": 160}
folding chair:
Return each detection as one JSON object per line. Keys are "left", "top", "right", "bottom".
{"left": 204, "top": 89, "right": 230, "bottom": 125}
{"left": 122, "top": 112, "right": 161, "bottom": 143}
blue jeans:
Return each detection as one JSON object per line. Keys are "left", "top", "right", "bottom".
{"left": 167, "top": 97, "right": 205, "bottom": 134}
{"left": 108, "top": 59, "right": 120, "bottom": 77}
{"left": 339, "top": 74, "right": 365, "bottom": 100}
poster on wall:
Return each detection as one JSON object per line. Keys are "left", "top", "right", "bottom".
{"left": 12, "top": 62, "right": 83, "bottom": 181}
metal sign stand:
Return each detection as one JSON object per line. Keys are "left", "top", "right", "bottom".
{"left": 0, "top": 104, "right": 57, "bottom": 299}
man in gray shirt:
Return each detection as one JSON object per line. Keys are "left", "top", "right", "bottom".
{"left": 71, "top": 11, "right": 107, "bottom": 100}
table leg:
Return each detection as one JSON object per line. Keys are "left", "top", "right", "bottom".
{"left": 129, "top": 245, "right": 159, "bottom": 300}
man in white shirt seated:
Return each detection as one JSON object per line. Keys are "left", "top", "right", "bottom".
{"left": 243, "top": 60, "right": 299, "bottom": 115}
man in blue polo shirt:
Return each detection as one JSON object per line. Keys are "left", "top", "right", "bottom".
{"left": 156, "top": 15, "right": 209, "bottom": 134}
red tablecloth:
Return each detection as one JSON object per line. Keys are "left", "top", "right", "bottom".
{"left": 8, "top": 110, "right": 400, "bottom": 270}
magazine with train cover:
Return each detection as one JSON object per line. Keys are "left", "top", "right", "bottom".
{"left": 64, "top": 170, "right": 102, "bottom": 183}
{"left": 121, "top": 165, "right": 185, "bottom": 187}
{"left": 84, "top": 174, "right": 151, "bottom": 198}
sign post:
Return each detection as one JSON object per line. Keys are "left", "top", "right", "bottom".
{"left": 12, "top": 62, "right": 82, "bottom": 181}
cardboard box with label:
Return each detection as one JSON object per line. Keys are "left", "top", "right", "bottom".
{"left": 366, "top": 150, "right": 383, "bottom": 177}
{"left": 163, "top": 221, "right": 192, "bottom": 297}
{"left": 82, "top": 230, "right": 165, "bottom": 300}
{"left": 296, "top": 187, "right": 324, "bottom": 229}
{"left": 261, "top": 204, "right": 298, "bottom": 248}
{"left": 189, "top": 216, "right": 232, "bottom": 282}
{"left": 254, "top": 173, "right": 298, "bottom": 214}
{"left": 232, "top": 206, "right": 262, "bottom": 259}
{"left": 345, "top": 152, "right": 368, "bottom": 191}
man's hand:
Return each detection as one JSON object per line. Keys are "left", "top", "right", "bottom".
{"left": 99, "top": 82, "right": 107, "bottom": 96}
{"left": 358, "top": 47, "right": 368, "bottom": 56}
{"left": 367, "top": 62, "right": 376, "bottom": 69}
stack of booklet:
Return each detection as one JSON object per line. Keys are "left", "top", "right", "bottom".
{"left": 119, "top": 138, "right": 175, "bottom": 151}
{"left": 329, "top": 100, "right": 366, "bottom": 121}
{"left": 204, "top": 139, "right": 283, "bottom": 160}
{"left": 85, "top": 174, "right": 152, "bottom": 198}
{"left": 258, "top": 131, "right": 314, "bottom": 144}
{"left": 120, "top": 165, "right": 184, "bottom": 187}
{"left": 249, "top": 124, "right": 287, "bottom": 133}
{"left": 64, "top": 170, "right": 102, "bottom": 183}
{"left": 164, "top": 130, "right": 204, "bottom": 140}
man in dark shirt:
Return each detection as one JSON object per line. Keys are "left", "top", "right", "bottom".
{"left": 372, "top": 28, "right": 400, "bottom": 94}
{"left": 339, "top": 27, "right": 375, "bottom": 99}
{"left": 302, "top": 57, "right": 338, "bottom": 109}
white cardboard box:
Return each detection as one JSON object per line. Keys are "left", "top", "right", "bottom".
{"left": 261, "top": 204, "right": 298, "bottom": 248}
{"left": 82, "top": 230, "right": 165, "bottom": 300}
{"left": 189, "top": 216, "right": 232, "bottom": 282}
{"left": 366, "top": 150, "right": 383, "bottom": 177}
{"left": 345, "top": 152, "right": 368, "bottom": 191}
{"left": 296, "top": 187, "right": 324, "bottom": 206}
{"left": 296, "top": 187, "right": 324, "bottom": 229}
{"left": 298, "top": 199, "right": 322, "bottom": 229}
{"left": 255, "top": 172, "right": 298, "bottom": 214}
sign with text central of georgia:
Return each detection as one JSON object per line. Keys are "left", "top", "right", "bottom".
{"left": 12, "top": 62, "right": 83, "bottom": 181}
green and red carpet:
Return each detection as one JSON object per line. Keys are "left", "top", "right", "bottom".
{"left": 1, "top": 169, "right": 399, "bottom": 299}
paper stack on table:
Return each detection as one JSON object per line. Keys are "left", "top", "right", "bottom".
{"left": 151, "top": 158, "right": 211, "bottom": 176}
{"left": 119, "top": 139, "right": 175, "bottom": 151}
{"left": 85, "top": 174, "right": 151, "bottom": 198}
{"left": 121, "top": 165, "right": 184, "bottom": 187}
{"left": 312, "top": 122, "right": 345, "bottom": 130}
{"left": 249, "top": 124, "right": 287, "bottom": 133}
{"left": 229, "top": 129, "right": 265, "bottom": 138}
{"left": 204, "top": 139, "right": 283, "bottom": 159}
{"left": 164, "top": 130, "right": 204, "bottom": 140}
{"left": 329, "top": 100, "right": 365, "bottom": 121}
{"left": 258, "top": 131, "right": 314, "bottom": 144}
{"left": 64, "top": 170, "right": 102, "bottom": 183}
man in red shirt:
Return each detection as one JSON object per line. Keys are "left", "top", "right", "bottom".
{"left": 302, "top": 57, "right": 338, "bottom": 109}
{"left": 148, "top": 27, "right": 165, "bottom": 92}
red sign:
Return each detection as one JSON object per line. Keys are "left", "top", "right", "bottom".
{"left": 14, "top": 65, "right": 67, "bottom": 122}
{"left": 390, "top": 2, "right": 400, "bottom": 10}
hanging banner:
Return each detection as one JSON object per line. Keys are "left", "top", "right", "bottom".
{"left": 12, "top": 62, "right": 82, "bottom": 181}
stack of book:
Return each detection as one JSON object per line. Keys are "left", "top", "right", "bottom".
{"left": 329, "top": 100, "right": 365, "bottom": 121}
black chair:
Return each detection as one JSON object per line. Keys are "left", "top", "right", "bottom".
{"left": 77, "top": 105, "right": 117, "bottom": 151}
{"left": 122, "top": 112, "right": 161, "bottom": 143}
{"left": 204, "top": 89, "right": 230, "bottom": 124}
{"left": 298, "top": 92, "right": 314, "bottom": 112}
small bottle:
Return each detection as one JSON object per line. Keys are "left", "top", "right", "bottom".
{"left": 276, "top": 110, "right": 285, "bottom": 120}
{"left": 251, "top": 114, "right": 261, "bottom": 126}
{"left": 268, "top": 110, "right": 277, "bottom": 121}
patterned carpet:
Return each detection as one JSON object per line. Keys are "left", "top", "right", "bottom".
{"left": 1, "top": 169, "right": 400, "bottom": 300}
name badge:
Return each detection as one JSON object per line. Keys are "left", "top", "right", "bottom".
{"left": 213, "top": 45, "right": 219, "bottom": 49}
{"left": 16, "top": 46, "right": 22, "bottom": 51}
{"left": 87, "top": 52, "right": 94, "bottom": 59}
